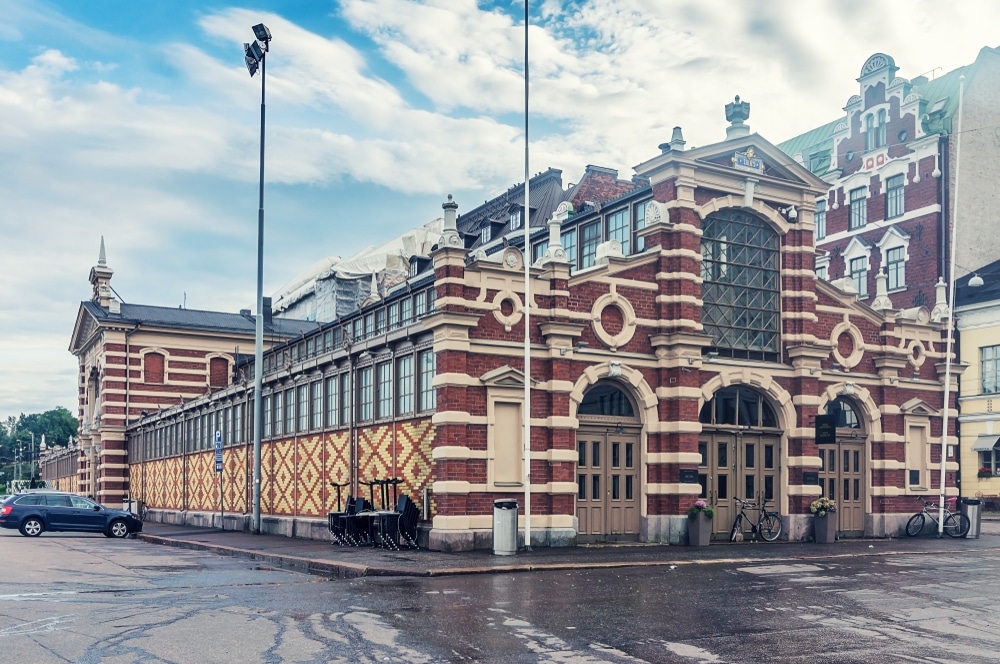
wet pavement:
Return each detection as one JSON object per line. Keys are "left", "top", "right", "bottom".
{"left": 136, "top": 517, "right": 1000, "bottom": 579}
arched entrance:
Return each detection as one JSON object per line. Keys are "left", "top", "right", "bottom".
{"left": 576, "top": 382, "right": 641, "bottom": 543}
{"left": 818, "top": 397, "right": 867, "bottom": 537}
{"left": 698, "top": 386, "right": 782, "bottom": 538}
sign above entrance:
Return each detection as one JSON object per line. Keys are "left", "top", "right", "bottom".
{"left": 815, "top": 414, "right": 836, "bottom": 444}
{"left": 732, "top": 147, "right": 765, "bottom": 174}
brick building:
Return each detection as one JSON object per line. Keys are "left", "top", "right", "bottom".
{"left": 118, "top": 99, "right": 957, "bottom": 549}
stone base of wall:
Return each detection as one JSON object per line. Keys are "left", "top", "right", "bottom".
{"left": 867, "top": 512, "right": 910, "bottom": 538}
{"left": 146, "top": 510, "right": 332, "bottom": 541}
{"left": 427, "top": 527, "right": 577, "bottom": 552}
{"left": 643, "top": 515, "right": 688, "bottom": 544}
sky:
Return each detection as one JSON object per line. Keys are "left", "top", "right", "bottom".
{"left": 2, "top": 0, "right": 999, "bottom": 425}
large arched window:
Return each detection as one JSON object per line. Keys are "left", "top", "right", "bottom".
{"left": 699, "top": 386, "right": 778, "bottom": 428}
{"left": 826, "top": 397, "right": 861, "bottom": 429}
{"left": 700, "top": 209, "right": 781, "bottom": 361}
{"left": 578, "top": 383, "right": 635, "bottom": 417}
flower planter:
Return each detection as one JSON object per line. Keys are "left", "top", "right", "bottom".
{"left": 688, "top": 512, "right": 713, "bottom": 546}
{"left": 814, "top": 514, "right": 838, "bottom": 543}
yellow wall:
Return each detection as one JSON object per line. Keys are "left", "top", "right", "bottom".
{"left": 958, "top": 317, "right": 1000, "bottom": 502}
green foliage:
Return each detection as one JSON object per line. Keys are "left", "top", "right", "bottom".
{"left": 0, "top": 407, "right": 78, "bottom": 481}
{"left": 810, "top": 496, "right": 837, "bottom": 517}
{"left": 688, "top": 499, "right": 715, "bottom": 519}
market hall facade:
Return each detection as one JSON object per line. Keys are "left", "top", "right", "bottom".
{"left": 71, "top": 100, "right": 957, "bottom": 550}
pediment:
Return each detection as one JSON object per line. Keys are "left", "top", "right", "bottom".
{"left": 900, "top": 397, "right": 936, "bottom": 416}
{"left": 480, "top": 365, "right": 538, "bottom": 388}
{"left": 68, "top": 304, "right": 100, "bottom": 355}
{"left": 687, "top": 135, "right": 831, "bottom": 190}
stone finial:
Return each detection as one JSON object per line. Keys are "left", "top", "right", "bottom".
{"left": 98, "top": 235, "right": 107, "bottom": 266}
{"left": 930, "top": 276, "right": 950, "bottom": 322}
{"left": 871, "top": 268, "right": 894, "bottom": 311}
{"left": 89, "top": 236, "right": 115, "bottom": 307}
{"left": 669, "top": 126, "right": 686, "bottom": 151}
{"left": 437, "top": 194, "right": 463, "bottom": 249}
{"left": 725, "top": 95, "right": 751, "bottom": 139}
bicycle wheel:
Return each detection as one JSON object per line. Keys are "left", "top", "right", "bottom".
{"left": 905, "top": 513, "right": 925, "bottom": 537}
{"left": 759, "top": 513, "right": 782, "bottom": 541}
{"left": 944, "top": 513, "right": 970, "bottom": 538}
{"left": 730, "top": 516, "right": 743, "bottom": 542}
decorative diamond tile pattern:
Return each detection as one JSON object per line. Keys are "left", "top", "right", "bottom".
{"left": 126, "top": 418, "right": 433, "bottom": 518}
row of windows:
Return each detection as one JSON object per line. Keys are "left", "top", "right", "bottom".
{"left": 818, "top": 176, "right": 904, "bottom": 241}
{"left": 140, "top": 353, "right": 229, "bottom": 388}
{"left": 843, "top": 246, "right": 906, "bottom": 297}
{"left": 531, "top": 200, "right": 650, "bottom": 270}
{"left": 132, "top": 350, "right": 436, "bottom": 461}
{"left": 265, "top": 288, "right": 435, "bottom": 374}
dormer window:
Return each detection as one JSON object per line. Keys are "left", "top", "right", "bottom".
{"left": 480, "top": 226, "right": 490, "bottom": 244}
{"left": 865, "top": 109, "right": 887, "bottom": 151}
{"left": 510, "top": 209, "right": 522, "bottom": 230}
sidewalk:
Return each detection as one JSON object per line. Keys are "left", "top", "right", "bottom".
{"left": 136, "top": 519, "right": 1000, "bottom": 579}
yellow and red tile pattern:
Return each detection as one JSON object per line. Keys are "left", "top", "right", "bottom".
{"left": 127, "top": 418, "right": 434, "bottom": 517}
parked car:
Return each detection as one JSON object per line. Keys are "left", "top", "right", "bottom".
{"left": 0, "top": 491, "right": 143, "bottom": 538}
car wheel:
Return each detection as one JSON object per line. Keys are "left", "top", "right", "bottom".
{"left": 108, "top": 519, "right": 130, "bottom": 539}
{"left": 20, "top": 518, "right": 44, "bottom": 537}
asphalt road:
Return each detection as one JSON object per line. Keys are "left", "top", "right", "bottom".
{"left": 2, "top": 528, "right": 1000, "bottom": 663}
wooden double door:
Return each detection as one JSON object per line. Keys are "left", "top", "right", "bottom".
{"left": 576, "top": 428, "right": 640, "bottom": 543}
{"left": 817, "top": 437, "right": 866, "bottom": 537}
{"left": 698, "top": 432, "right": 781, "bottom": 537}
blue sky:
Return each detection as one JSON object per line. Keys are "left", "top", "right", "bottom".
{"left": 2, "top": 0, "right": 999, "bottom": 426}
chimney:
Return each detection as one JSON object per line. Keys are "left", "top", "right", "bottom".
{"left": 668, "top": 126, "right": 686, "bottom": 151}
{"left": 263, "top": 296, "right": 272, "bottom": 326}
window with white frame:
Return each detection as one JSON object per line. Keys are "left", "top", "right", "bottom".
{"left": 480, "top": 226, "right": 490, "bottom": 244}
{"left": 815, "top": 198, "right": 827, "bottom": 240}
{"left": 396, "top": 355, "right": 414, "bottom": 415}
{"left": 359, "top": 366, "right": 373, "bottom": 421}
{"left": 400, "top": 298, "right": 412, "bottom": 325}
{"left": 376, "top": 361, "right": 392, "bottom": 419}
{"left": 414, "top": 292, "right": 426, "bottom": 318}
{"left": 849, "top": 187, "right": 867, "bottom": 230}
{"left": 273, "top": 392, "right": 283, "bottom": 436}
{"left": 982, "top": 345, "right": 1000, "bottom": 394}
{"left": 865, "top": 114, "right": 876, "bottom": 151}
{"left": 510, "top": 208, "right": 522, "bottom": 230}
{"left": 418, "top": 350, "right": 436, "bottom": 411}
{"left": 388, "top": 302, "right": 399, "bottom": 329}
{"left": 285, "top": 388, "right": 296, "bottom": 434}
{"left": 235, "top": 403, "right": 243, "bottom": 443}
{"left": 850, "top": 256, "right": 868, "bottom": 296}
{"left": 885, "top": 173, "right": 904, "bottom": 219}
{"left": 877, "top": 109, "right": 887, "bottom": 148}
{"left": 298, "top": 384, "right": 308, "bottom": 432}
{"left": 980, "top": 445, "right": 1000, "bottom": 476}
{"left": 532, "top": 240, "right": 548, "bottom": 263}
{"left": 634, "top": 200, "right": 648, "bottom": 252}
{"left": 580, "top": 221, "right": 601, "bottom": 268}
{"left": 885, "top": 246, "right": 905, "bottom": 290}
{"left": 606, "top": 209, "right": 629, "bottom": 255}
{"left": 339, "top": 373, "right": 351, "bottom": 424}
{"left": 325, "top": 375, "right": 338, "bottom": 427}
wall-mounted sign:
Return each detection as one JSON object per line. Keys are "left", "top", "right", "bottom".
{"left": 732, "top": 147, "right": 765, "bottom": 173}
{"left": 679, "top": 469, "right": 699, "bottom": 485}
{"left": 815, "top": 414, "right": 836, "bottom": 444}
{"left": 803, "top": 471, "right": 819, "bottom": 486}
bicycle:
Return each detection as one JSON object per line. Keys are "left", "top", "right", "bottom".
{"left": 729, "top": 498, "right": 782, "bottom": 542}
{"left": 905, "top": 497, "right": 969, "bottom": 538}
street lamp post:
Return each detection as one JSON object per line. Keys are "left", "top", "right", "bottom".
{"left": 244, "top": 23, "right": 272, "bottom": 534}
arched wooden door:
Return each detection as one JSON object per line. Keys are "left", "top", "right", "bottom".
{"left": 817, "top": 397, "right": 867, "bottom": 537}
{"left": 698, "top": 386, "right": 783, "bottom": 538}
{"left": 575, "top": 382, "right": 641, "bottom": 544}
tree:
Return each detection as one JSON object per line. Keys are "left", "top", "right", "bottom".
{"left": 0, "top": 407, "right": 78, "bottom": 483}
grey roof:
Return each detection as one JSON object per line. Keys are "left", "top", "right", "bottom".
{"left": 456, "top": 168, "right": 569, "bottom": 246}
{"left": 81, "top": 301, "right": 318, "bottom": 338}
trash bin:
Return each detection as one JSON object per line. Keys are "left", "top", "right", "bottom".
{"left": 961, "top": 498, "right": 982, "bottom": 539}
{"left": 493, "top": 498, "right": 518, "bottom": 555}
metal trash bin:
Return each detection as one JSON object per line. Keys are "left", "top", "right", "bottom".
{"left": 961, "top": 498, "right": 982, "bottom": 539}
{"left": 493, "top": 498, "right": 518, "bottom": 555}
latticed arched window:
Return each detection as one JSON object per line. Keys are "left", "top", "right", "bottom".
{"left": 700, "top": 209, "right": 781, "bottom": 361}
{"left": 699, "top": 386, "right": 778, "bottom": 428}
{"left": 578, "top": 383, "right": 636, "bottom": 417}
{"left": 826, "top": 397, "right": 861, "bottom": 429}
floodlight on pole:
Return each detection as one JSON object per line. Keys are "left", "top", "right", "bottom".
{"left": 244, "top": 23, "right": 271, "bottom": 535}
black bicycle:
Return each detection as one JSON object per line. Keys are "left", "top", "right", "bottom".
{"left": 730, "top": 498, "right": 782, "bottom": 542}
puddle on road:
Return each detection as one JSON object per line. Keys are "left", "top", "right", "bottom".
{"left": 737, "top": 563, "right": 825, "bottom": 575}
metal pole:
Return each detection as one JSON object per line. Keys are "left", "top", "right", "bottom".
{"left": 522, "top": 0, "right": 532, "bottom": 552}
{"left": 938, "top": 75, "right": 964, "bottom": 536}
{"left": 252, "top": 50, "right": 266, "bottom": 535}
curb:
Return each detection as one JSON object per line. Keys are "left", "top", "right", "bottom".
{"left": 136, "top": 533, "right": 1000, "bottom": 580}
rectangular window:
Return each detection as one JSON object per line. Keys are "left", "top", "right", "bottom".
{"left": 396, "top": 355, "right": 414, "bottom": 415}
{"left": 388, "top": 303, "right": 399, "bottom": 329}
{"left": 849, "top": 187, "right": 867, "bottom": 230}
{"left": 352, "top": 318, "right": 363, "bottom": 343}
{"left": 850, "top": 256, "right": 868, "bottom": 297}
{"left": 606, "top": 209, "right": 629, "bottom": 255}
{"left": 886, "top": 246, "right": 905, "bottom": 291}
{"left": 298, "top": 384, "right": 308, "bottom": 432}
{"left": 886, "top": 174, "right": 904, "bottom": 219}
{"left": 273, "top": 392, "right": 283, "bottom": 436}
{"left": 285, "top": 388, "right": 295, "bottom": 434}
{"left": 364, "top": 313, "right": 374, "bottom": 338}
{"left": 400, "top": 298, "right": 412, "bottom": 324}
{"left": 633, "top": 200, "right": 648, "bottom": 252}
{"left": 324, "top": 330, "right": 332, "bottom": 352}
{"left": 562, "top": 229, "right": 577, "bottom": 268}
{"left": 427, "top": 288, "right": 435, "bottom": 311}
{"left": 815, "top": 199, "right": 827, "bottom": 240}
{"left": 340, "top": 373, "right": 351, "bottom": 425}
{"left": 533, "top": 240, "right": 548, "bottom": 263}
{"left": 414, "top": 292, "right": 426, "bottom": 318}
{"left": 224, "top": 407, "right": 232, "bottom": 445}
{"left": 375, "top": 309, "right": 386, "bottom": 335}
{"left": 377, "top": 361, "right": 392, "bottom": 419}
{"left": 306, "top": 337, "right": 314, "bottom": 358}
{"left": 359, "top": 366, "right": 374, "bottom": 421}
{"left": 325, "top": 376, "right": 338, "bottom": 427}
{"left": 418, "top": 350, "right": 436, "bottom": 411}
{"left": 816, "top": 265, "right": 828, "bottom": 280}
{"left": 480, "top": 226, "right": 490, "bottom": 244}
{"left": 510, "top": 209, "right": 521, "bottom": 230}
{"left": 263, "top": 395, "right": 272, "bottom": 438}
{"left": 311, "top": 381, "right": 323, "bottom": 429}
{"left": 982, "top": 345, "right": 1000, "bottom": 394}
{"left": 580, "top": 221, "right": 601, "bottom": 268}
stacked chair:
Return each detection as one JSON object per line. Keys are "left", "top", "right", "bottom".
{"left": 327, "top": 477, "right": 419, "bottom": 549}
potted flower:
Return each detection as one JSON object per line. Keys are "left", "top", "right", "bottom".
{"left": 687, "top": 499, "right": 715, "bottom": 547}
{"left": 810, "top": 497, "right": 838, "bottom": 543}
{"left": 978, "top": 467, "right": 994, "bottom": 479}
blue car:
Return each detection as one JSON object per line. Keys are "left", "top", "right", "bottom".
{"left": 0, "top": 491, "right": 143, "bottom": 538}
